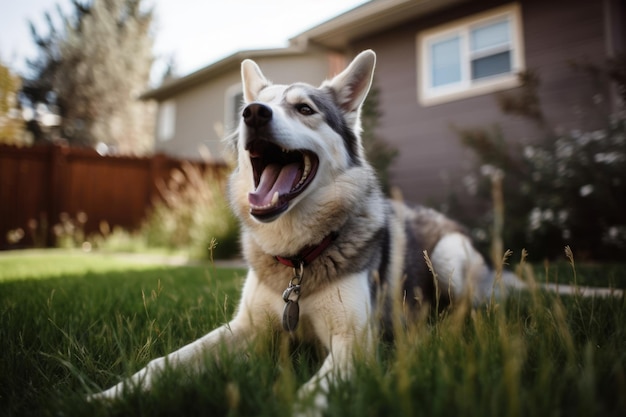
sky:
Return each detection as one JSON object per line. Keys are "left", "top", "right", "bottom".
{"left": 0, "top": 0, "right": 368, "bottom": 82}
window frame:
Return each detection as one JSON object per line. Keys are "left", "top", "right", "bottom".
{"left": 417, "top": 3, "right": 525, "bottom": 106}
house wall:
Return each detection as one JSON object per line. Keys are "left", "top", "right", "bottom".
{"left": 351, "top": 0, "right": 609, "bottom": 206}
{"left": 154, "top": 51, "right": 338, "bottom": 161}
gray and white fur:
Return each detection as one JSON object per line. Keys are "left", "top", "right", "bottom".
{"left": 90, "top": 50, "right": 515, "bottom": 415}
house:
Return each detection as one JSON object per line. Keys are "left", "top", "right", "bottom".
{"left": 143, "top": 0, "right": 624, "bottom": 205}
{"left": 141, "top": 46, "right": 346, "bottom": 162}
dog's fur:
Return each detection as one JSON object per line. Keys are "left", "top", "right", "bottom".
{"left": 91, "top": 50, "right": 512, "bottom": 414}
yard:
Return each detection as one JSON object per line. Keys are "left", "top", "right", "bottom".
{"left": 1, "top": 250, "right": 624, "bottom": 416}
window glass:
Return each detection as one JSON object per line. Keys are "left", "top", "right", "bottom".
{"left": 231, "top": 91, "right": 244, "bottom": 131}
{"left": 157, "top": 100, "right": 176, "bottom": 142}
{"left": 470, "top": 20, "right": 510, "bottom": 52}
{"left": 431, "top": 36, "right": 461, "bottom": 87}
{"left": 471, "top": 51, "right": 511, "bottom": 79}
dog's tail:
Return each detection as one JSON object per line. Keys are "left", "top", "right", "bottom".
{"left": 468, "top": 268, "right": 525, "bottom": 305}
{"left": 486, "top": 267, "right": 624, "bottom": 299}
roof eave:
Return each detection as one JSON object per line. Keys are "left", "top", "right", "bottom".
{"left": 290, "top": 0, "right": 468, "bottom": 51}
{"left": 140, "top": 46, "right": 308, "bottom": 101}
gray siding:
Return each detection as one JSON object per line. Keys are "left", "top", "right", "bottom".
{"left": 154, "top": 52, "right": 335, "bottom": 161}
{"left": 352, "top": 0, "right": 609, "bottom": 206}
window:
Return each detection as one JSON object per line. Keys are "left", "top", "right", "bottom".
{"left": 225, "top": 84, "right": 244, "bottom": 135}
{"left": 418, "top": 3, "right": 524, "bottom": 106}
{"left": 157, "top": 100, "right": 176, "bottom": 142}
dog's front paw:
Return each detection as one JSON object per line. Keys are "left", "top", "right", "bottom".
{"left": 86, "top": 384, "right": 124, "bottom": 403}
{"left": 293, "top": 385, "right": 328, "bottom": 417}
{"left": 292, "top": 398, "right": 325, "bottom": 417}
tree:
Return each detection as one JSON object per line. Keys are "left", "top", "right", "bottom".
{"left": 24, "top": 0, "right": 155, "bottom": 154}
{"left": 361, "top": 85, "right": 398, "bottom": 195}
{"left": 0, "top": 61, "right": 25, "bottom": 144}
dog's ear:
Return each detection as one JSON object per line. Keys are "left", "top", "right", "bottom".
{"left": 325, "top": 50, "right": 376, "bottom": 114}
{"left": 241, "top": 59, "right": 270, "bottom": 103}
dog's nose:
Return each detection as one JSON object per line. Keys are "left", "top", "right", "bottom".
{"left": 242, "top": 103, "right": 272, "bottom": 128}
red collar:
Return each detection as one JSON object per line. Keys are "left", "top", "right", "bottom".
{"left": 275, "top": 232, "right": 338, "bottom": 268}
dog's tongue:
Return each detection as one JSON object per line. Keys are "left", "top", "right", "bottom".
{"left": 249, "top": 162, "right": 300, "bottom": 207}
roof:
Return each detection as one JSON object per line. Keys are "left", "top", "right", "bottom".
{"left": 291, "top": 0, "right": 467, "bottom": 50}
{"left": 142, "top": 0, "right": 467, "bottom": 101}
{"left": 140, "top": 46, "right": 310, "bottom": 101}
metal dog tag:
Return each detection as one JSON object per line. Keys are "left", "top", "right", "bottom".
{"left": 282, "top": 300, "right": 300, "bottom": 333}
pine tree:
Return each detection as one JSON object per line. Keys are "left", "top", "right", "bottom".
{"left": 24, "top": 0, "right": 155, "bottom": 154}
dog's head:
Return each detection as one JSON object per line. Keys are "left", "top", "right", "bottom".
{"left": 230, "top": 50, "right": 376, "bottom": 225}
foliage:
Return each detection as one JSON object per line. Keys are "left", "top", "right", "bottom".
{"left": 142, "top": 163, "right": 240, "bottom": 260}
{"left": 7, "top": 211, "right": 85, "bottom": 249}
{"left": 52, "top": 211, "right": 89, "bottom": 249}
{"left": 0, "top": 250, "right": 624, "bottom": 417}
{"left": 23, "top": 0, "right": 155, "bottom": 153}
{"left": 92, "top": 224, "right": 150, "bottom": 254}
{"left": 454, "top": 58, "right": 626, "bottom": 260}
{"left": 361, "top": 85, "right": 398, "bottom": 194}
{"left": 0, "top": 61, "right": 25, "bottom": 144}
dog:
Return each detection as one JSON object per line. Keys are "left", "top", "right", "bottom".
{"left": 90, "top": 50, "right": 518, "bottom": 414}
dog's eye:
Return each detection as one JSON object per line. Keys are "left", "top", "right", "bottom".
{"left": 295, "top": 103, "right": 315, "bottom": 116}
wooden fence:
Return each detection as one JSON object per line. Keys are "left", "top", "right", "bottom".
{"left": 0, "top": 143, "right": 227, "bottom": 249}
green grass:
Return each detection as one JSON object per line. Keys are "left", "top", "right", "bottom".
{"left": 0, "top": 249, "right": 185, "bottom": 282}
{"left": 1, "top": 250, "right": 625, "bottom": 417}
{"left": 530, "top": 260, "right": 626, "bottom": 288}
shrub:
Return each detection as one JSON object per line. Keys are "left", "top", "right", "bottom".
{"left": 52, "top": 211, "right": 88, "bottom": 250}
{"left": 143, "top": 163, "right": 239, "bottom": 259}
{"left": 361, "top": 85, "right": 398, "bottom": 194}
{"left": 454, "top": 57, "right": 626, "bottom": 260}
{"left": 91, "top": 222, "right": 149, "bottom": 253}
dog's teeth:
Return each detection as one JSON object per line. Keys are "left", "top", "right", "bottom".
{"left": 251, "top": 191, "right": 280, "bottom": 211}
{"left": 293, "top": 154, "right": 311, "bottom": 190}
{"left": 303, "top": 154, "right": 311, "bottom": 176}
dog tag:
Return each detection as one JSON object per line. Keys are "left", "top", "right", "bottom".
{"left": 282, "top": 300, "right": 300, "bottom": 333}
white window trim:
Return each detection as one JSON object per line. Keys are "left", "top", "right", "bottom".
{"left": 417, "top": 3, "right": 525, "bottom": 107}
{"left": 224, "top": 83, "right": 244, "bottom": 136}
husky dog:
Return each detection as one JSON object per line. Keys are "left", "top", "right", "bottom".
{"left": 91, "top": 50, "right": 511, "bottom": 413}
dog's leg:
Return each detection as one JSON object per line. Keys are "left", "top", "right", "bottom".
{"left": 430, "top": 232, "right": 526, "bottom": 304}
{"left": 89, "top": 270, "right": 277, "bottom": 401}
{"left": 90, "top": 321, "right": 249, "bottom": 400}
{"left": 295, "top": 272, "right": 372, "bottom": 416}
{"left": 429, "top": 232, "right": 491, "bottom": 303}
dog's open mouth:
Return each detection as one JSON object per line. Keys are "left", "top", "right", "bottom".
{"left": 246, "top": 140, "right": 319, "bottom": 221}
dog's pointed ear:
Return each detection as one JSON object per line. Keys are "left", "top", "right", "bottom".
{"left": 241, "top": 59, "right": 270, "bottom": 103}
{"left": 325, "top": 50, "right": 376, "bottom": 113}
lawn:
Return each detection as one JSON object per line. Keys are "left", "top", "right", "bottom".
{"left": 0, "top": 250, "right": 624, "bottom": 417}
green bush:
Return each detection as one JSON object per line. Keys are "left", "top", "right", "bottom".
{"left": 361, "top": 86, "right": 398, "bottom": 194}
{"left": 143, "top": 163, "right": 239, "bottom": 260}
{"left": 92, "top": 224, "right": 149, "bottom": 253}
{"left": 453, "top": 58, "right": 626, "bottom": 260}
